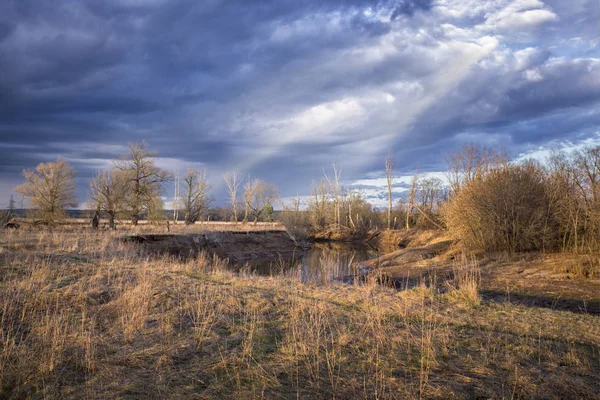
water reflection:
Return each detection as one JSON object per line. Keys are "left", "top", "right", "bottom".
{"left": 236, "top": 242, "right": 395, "bottom": 284}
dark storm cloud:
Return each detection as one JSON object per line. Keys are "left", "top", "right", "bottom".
{"left": 0, "top": 0, "right": 598, "bottom": 206}
{"left": 391, "top": 0, "right": 432, "bottom": 18}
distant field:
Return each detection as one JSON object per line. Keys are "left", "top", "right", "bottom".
{"left": 11, "top": 218, "right": 286, "bottom": 232}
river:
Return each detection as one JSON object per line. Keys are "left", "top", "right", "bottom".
{"left": 236, "top": 241, "right": 398, "bottom": 284}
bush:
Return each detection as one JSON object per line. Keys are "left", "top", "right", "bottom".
{"left": 444, "top": 163, "right": 556, "bottom": 253}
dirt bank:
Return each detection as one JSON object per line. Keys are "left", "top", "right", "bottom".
{"left": 122, "top": 230, "right": 306, "bottom": 262}
{"left": 360, "top": 230, "right": 600, "bottom": 314}
{"left": 311, "top": 227, "right": 450, "bottom": 248}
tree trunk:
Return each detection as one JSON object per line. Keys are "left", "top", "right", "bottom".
{"left": 91, "top": 211, "right": 100, "bottom": 230}
{"left": 109, "top": 212, "right": 116, "bottom": 230}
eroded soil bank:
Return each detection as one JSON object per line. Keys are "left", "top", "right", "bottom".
{"left": 360, "top": 230, "right": 600, "bottom": 314}
{"left": 122, "top": 230, "right": 306, "bottom": 262}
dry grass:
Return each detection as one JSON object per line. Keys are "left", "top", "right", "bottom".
{"left": 446, "top": 255, "right": 482, "bottom": 308}
{"left": 551, "top": 253, "right": 600, "bottom": 279}
{"left": 0, "top": 227, "right": 599, "bottom": 399}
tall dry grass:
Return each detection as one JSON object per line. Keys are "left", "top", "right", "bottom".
{"left": 0, "top": 227, "right": 598, "bottom": 398}
{"left": 446, "top": 254, "right": 481, "bottom": 308}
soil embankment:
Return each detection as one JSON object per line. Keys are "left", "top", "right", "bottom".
{"left": 359, "top": 229, "right": 600, "bottom": 314}
{"left": 123, "top": 230, "right": 305, "bottom": 262}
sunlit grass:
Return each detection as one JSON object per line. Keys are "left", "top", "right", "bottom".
{"left": 0, "top": 227, "right": 598, "bottom": 398}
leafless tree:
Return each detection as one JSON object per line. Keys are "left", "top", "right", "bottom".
{"left": 8, "top": 195, "right": 15, "bottom": 214}
{"left": 15, "top": 158, "right": 78, "bottom": 225}
{"left": 180, "top": 168, "right": 213, "bottom": 225}
{"left": 342, "top": 189, "right": 375, "bottom": 232}
{"left": 279, "top": 195, "right": 312, "bottom": 239}
{"left": 2, "top": 195, "right": 17, "bottom": 227}
{"left": 89, "top": 169, "right": 128, "bottom": 229}
{"left": 385, "top": 152, "right": 395, "bottom": 230}
{"left": 309, "top": 180, "right": 329, "bottom": 230}
{"left": 224, "top": 171, "right": 243, "bottom": 223}
{"left": 406, "top": 171, "right": 418, "bottom": 231}
{"left": 324, "top": 163, "right": 342, "bottom": 228}
{"left": 173, "top": 170, "right": 180, "bottom": 223}
{"left": 573, "top": 146, "right": 600, "bottom": 251}
{"left": 445, "top": 144, "right": 506, "bottom": 196}
{"left": 243, "top": 178, "right": 278, "bottom": 224}
{"left": 418, "top": 177, "right": 444, "bottom": 215}
{"left": 114, "top": 142, "right": 171, "bottom": 225}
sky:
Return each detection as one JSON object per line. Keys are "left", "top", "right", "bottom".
{"left": 0, "top": 0, "right": 599, "bottom": 208}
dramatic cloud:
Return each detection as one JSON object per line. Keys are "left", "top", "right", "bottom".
{"left": 0, "top": 0, "right": 598, "bottom": 207}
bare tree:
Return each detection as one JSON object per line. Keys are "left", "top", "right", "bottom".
{"left": 89, "top": 169, "right": 128, "bottom": 229}
{"left": 445, "top": 144, "right": 506, "bottom": 196}
{"left": 15, "top": 158, "right": 78, "bottom": 225}
{"left": 385, "top": 152, "right": 395, "bottom": 230}
{"left": 324, "top": 163, "right": 342, "bottom": 228}
{"left": 343, "top": 189, "right": 375, "bottom": 232}
{"left": 224, "top": 171, "right": 243, "bottom": 223}
{"left": 573, "top": 146, "right": 600, "bottom": 207}
{"left": 309, "top": 179, "right": 328, "bottom": 230}
{"left": 146, "top": 195, "right": 166, "bottom": 224}
{"left": 419, "top": 177, "right": 444, "bottom": 215}
{"left": 8, "top": 195, "right": 15, "bottom": 214}
{"left": 413, "top": 176, "right": 446, "bottom": 230}
{"left": 243, "top": 178, "right": 278, "bottom": 224}
{"left": 115, "top": 142, "right": 171, "bottom": 225}
{"left": 573, "top": 146, "right": 600, "bottom": 251}
{"left": 279, "top": 195, "right": 312, "bottom": 239}
{"left": 406, "top": 171, "right": 418, "bottom": 231}
{"left": 173, "top": 170, "right": 180, "bottom": 223}
{"left": 2, "top": 195, "right": 17, "bottom": 227}
{"left": 181, "top": 168, "right": 213, "bottom": 225}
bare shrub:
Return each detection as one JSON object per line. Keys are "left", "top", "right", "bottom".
{"left": 444, "top": 162, "right": 554, "bottom": 253}
{"left": 547, "top": 147, "right": 600, "bottom": 252}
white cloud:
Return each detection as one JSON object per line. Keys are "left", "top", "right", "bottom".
{"left": 514, "top": 132, "right": 600, "bottom": 162}
{"left": 478, "top": 0, "right": 558, "bottom": 32}
{"left": 351, "top": 171, "right": 448, "bottom": 188}
{"left": 524, "top": 68, "right": 543, "bottom": 81}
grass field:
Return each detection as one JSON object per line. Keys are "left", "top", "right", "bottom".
{"left": 0, "top": 227, "right": 598, "bottom": 399}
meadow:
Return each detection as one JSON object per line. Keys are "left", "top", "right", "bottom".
{"left": 0, "top": 226, "right": 598, "bottom": 399}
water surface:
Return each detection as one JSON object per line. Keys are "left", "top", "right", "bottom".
{"left": 236, "top": 241, "right": 397, "bottom": 284}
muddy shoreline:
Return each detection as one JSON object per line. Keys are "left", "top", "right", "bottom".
{"left": 122, "top": 230, "right": 307, "bottom": 262}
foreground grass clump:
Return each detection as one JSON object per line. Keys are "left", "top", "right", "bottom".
{"left": 0, "top": 229, "right": 598, "bottom": 399}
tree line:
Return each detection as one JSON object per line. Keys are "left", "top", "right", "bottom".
{"left": 280, "top": 144, "right": 599, "bottom": 254}
{"left": 9, "top": 141, "right": 600, "bottom": 254}
{"left": 12, "top": 142, "right": 277, "bottom": 228}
